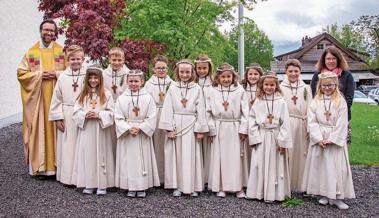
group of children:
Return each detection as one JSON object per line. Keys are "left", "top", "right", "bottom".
{"left": 47, "top": 45, "right": 355, "bottom": 210}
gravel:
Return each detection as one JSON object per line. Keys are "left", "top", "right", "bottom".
{"left": 1, "top": 123, "right": 378, "bottom": 217}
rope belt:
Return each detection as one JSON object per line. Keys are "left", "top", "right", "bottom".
{"left": 62, "top": 103, "right": 75, "bottom": 107}
{"left": 289, "top": 114, "right": 307, "bottom": 120}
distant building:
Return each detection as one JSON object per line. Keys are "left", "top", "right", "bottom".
{"left": 270, "top": 32, "right": 379, "bottom": 85}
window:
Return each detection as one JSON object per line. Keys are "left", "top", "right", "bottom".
{"left": 317, "top": 44, "right": 324, "bottom": 49}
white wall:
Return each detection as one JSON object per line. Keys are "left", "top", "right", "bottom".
{"left": 0, "top": 0, "right": 64, "bottom": 123}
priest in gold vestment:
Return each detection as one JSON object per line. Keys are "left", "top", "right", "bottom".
{"left": 17, "top": 20, "right": 66, "bottom": 176}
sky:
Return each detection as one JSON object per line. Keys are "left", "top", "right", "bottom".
{"left": 235, "top": 0, "right": 379, "bottom": 56}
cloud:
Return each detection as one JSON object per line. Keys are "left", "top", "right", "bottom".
{"left": 240, "top": 0, "right": 379, "bottom": 54}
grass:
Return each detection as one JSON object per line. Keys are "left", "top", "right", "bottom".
{"left": 282, "top": 197, "right": 304, "bottom": 207}
{"left": 349, "top": 103, "right": 379, "bottom": 166}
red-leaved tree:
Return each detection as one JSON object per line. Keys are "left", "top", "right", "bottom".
{"left": 38, "top": 0, "right": 165, "bottom": 70}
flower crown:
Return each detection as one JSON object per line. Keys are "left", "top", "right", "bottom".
{"left": 261, "top": 71, "right": 278, "bottom": 79}
{"left": 176, "top": 60, "right": 195, "bottom": 68}
{"left": 318, "top": 71, "right": 337, "bottom": 79}
{"left": 128, "top": 69, "right": 144, "bottom": 76}
{"left": 194, "top": 57, "right": 212, "bottom": 64}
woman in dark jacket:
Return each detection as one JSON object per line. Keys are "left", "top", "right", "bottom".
{"left": 310, "top": 46, "right": 355, "bottom": 144}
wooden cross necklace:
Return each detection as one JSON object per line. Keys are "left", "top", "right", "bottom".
{"left": 179, "top": 82, "right": 189, "bottom": 108}
{"left": 290, "top": 80, "right": 299, "bottom": 105}
{"left": 221, "top": 85, "right": 231, "bottom": 111}
{"left": 323, "top": 94, "right": 332, "bottom": 121}
{"left": 264, "top": 94, "right": 274, "bottom": 124}
{"left": 71, "top": 69, "right": 80, "bottom": 92}
{"left": 111, "top": 70, "right": 118, "bottom": 94}
{"left": 90, "top": 91, "right": 97, "bottom": 109}
{"left": 157, "top": 77, "right": 166, "bottom": 102}
{"left": 131, "top": 90, "right": 140, "bottom": 116}
{"left": 248, "top": 83, "right": 257, "bottom": 105}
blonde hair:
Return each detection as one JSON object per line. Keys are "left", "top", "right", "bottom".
{"left": 108, "top": 47, "right": 125, "bottom": 58}
{"left": 173, "top": 59, "right": 196, "bottom": 82}
{"left": 66, "top": 45, "right": 84, "bottom": 59}
{"left": 315, "top": 71, "right": 342, "bottom": 107}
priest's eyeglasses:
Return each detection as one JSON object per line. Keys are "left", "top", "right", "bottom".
{"left": 42, "top": 28, "right": 55, "bottom": 33}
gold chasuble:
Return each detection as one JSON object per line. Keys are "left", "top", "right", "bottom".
{"left": 17, "top": 41, "right": 66, "bottom": 175}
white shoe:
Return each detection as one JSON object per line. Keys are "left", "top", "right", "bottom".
{"left": 96, "top": 189, "right": 107, "bottom": 195}
{"left": 137, "top": 191, "right": 146, "bottom": 198}
{"left": 216, "top": 191, "right": 226, "bottom": 198}
{"left": 318, "top": 197, "right": 329, "bottom": 205}
{"left": 329, "top": 199, "right": 349, "bottom": 210}
{"left": 191, "top": 192, "right": 199, "bottom": 197}
{"left": 82, "top": 188, "right": 95, "bottom": 194}
{"left": 173, "top": 190, "right": 182, "bottom": 197}
{"left": 236, "top": 190, "right": 246, "bottom": 198}
{"left": 127, "top": 191, "right": 137, "bottom": 198}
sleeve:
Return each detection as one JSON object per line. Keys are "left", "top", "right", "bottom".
{"left": 344, "top": 72, "right": 355, "bottom": 109}
{"left": 73, "top": 100, "right": 87, "bottom": 129}
{"left": 139, "top": 96, "right": 157, "bottom": 137}
{"left": 310, "top": 72, "right": 318, "bottom": 97}
{"left": 98, "top": 95, "right": 115, "bottom": 129}
{"left": 248, "top": 104, "right": 262, "bottom": 145}
{"left": 307, "top": 100, "right": 323, "bottom": 146}
{"left": 158, "top": 88, "right": 174, "bottom": 131}
{"left": 206, "top": 90, "right": 216, "bottom": 136}
{"left": 194, "top": 88, "right": 209, "bottom": 133}
{"left": 17, "top": 54, "right": 43, "bottom": 99}
{"left": 114, "top": 97, "right": 132, "bottom": 138}
{"left": 304, "top": 85, "right": 313, "bottom": 133}
{"left": 238, "top": 90, "right": 249, "bottom": 134}
{"left": 277, "top": 100, "right": 292, "bottom": 148}
{"left": 48, "top": 78, "right": 64, "bottom": 121}
{"left": 328, "top": 98, "right": 348, "bottom": 147}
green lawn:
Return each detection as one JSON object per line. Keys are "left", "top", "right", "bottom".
{"left": 349, "top": 103, "right": 379, "bottom": 166}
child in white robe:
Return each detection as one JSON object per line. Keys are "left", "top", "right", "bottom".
{"left": 241, "top": 63, "right": 263, "bottom": 172}
{"left": 207, "top": 63, "right": 249, "bottom": 198}
{"left": 280, "top": 59, "right": 312, "bottom": 192}
{"left": 103, "top": 47, "right": 130, "bottom": 101}
{"left": 71, "top": 65, "right": 115, "bottom": 195}
{"left": 49, "top": 45, "right": 86, "bottom": 185}
{"left": 246, "top": 72, "right": 292, "bottom": 202}
{"left": 102, "top": 47, "right": 130, "bottom": 165}
{"left": 115, "top": 69, "right": 160, "bottom": 198}
{"left": 144, "top": 55, "right": 173, "bottom": 183}
{"left": 194, "top": 54, "right": 213, "bottom": 187}
{"left": 158, "top": 59, "right": 209, "bottom": 197}
{"left": 302, "top": 71, "right": 355, "bottom": 210}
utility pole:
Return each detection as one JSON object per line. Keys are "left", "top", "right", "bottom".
{"left": 238, "top": 2, "right": 244, "bottom": 79}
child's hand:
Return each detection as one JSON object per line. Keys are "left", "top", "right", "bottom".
{"left": 196, "top": 133, "right": 204, "bottom": 141}
{"left": 129, "top": 127, "right": 140, "bottom": 136}
{"left": 167, "top": 131, "right": 176, "bottom": 139}
{"left": 85, "top": 111, "right": 98, "bottom": 119}
{"left": 56, "top": 120, "right": 65, "bottom": 132}
{"left": 323, "top": 139, "right": 332, "bottom": 145}
{"left": 239, "top": 133, "right": 248, "bottom": 142}
{"left": 318, "top": 140, "right": 326, "bottom": 149}
{"left": 277, "top": 147, "right": 287, "bottom": 155}
{"left": 305, "top": 132, "right": 310, "bottom": 140}
{"left": 208, "top": 135, "right": 214, "bottom": 144}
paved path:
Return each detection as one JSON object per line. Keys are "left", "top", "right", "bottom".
{"left": 1, "top": 123, "right": 378, "bottom": 217}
